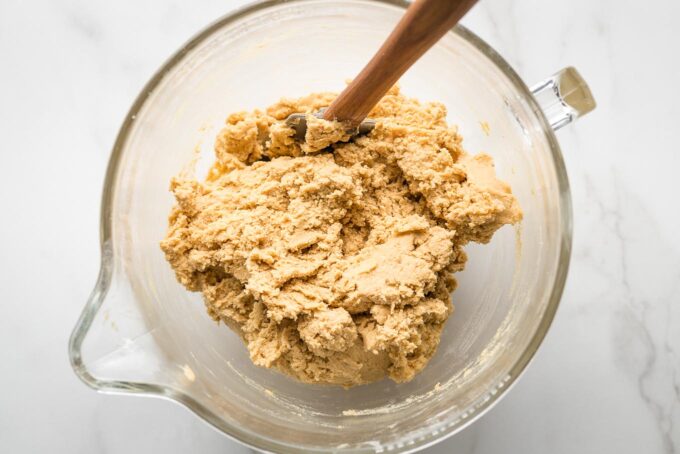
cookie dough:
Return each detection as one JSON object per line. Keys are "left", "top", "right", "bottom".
{"left": 161, "top": 87, "right": 521, "bottom": 387}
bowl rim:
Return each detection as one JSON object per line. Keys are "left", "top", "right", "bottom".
{"left": 68, "top": 0, "right": 573, "bottom": 452}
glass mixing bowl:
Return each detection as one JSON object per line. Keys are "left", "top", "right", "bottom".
{"left": 69, "top": 0, "right": 595, "bottom": 452}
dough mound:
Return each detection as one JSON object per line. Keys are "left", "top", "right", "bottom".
{"left": 161, "top": 87, "right": 521, "bottom": 387}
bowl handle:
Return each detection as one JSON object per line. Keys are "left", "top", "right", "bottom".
{"left": 531, "top": 66, "right": 596, "bottom": 131}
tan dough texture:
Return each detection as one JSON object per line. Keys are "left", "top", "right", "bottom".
{"left": 161, "top": 88, "right": 522, "bottom": 387}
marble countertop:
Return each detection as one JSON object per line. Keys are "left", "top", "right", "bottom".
{"left": 1, "top": 0, "right": 678, "bottom": 452}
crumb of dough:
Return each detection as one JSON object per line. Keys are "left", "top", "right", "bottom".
{"left": 161, "top": 87, "right": 522, "bottom": 387}
{"left": 480, "top": 120, "right": 491, "bottom": 136}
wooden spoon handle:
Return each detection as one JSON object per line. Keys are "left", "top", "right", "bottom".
{"left": 323, "top": 0, "right": 478, "bottom": 126}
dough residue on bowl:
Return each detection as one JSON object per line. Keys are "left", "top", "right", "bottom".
{"left": 160, "top": 87, "right": 521, "bottom": 387}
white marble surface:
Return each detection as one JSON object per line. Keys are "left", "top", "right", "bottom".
{"left": 1, "top": 0, "right": 679, "bottom": 452}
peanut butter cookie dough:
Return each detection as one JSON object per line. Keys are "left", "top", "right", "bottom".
{"left": 161, "top": 87, "right": 521, "bottom": 387}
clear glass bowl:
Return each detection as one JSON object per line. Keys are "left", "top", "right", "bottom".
{"left": 69, "top": 1, "right": 595, "bottom": 452}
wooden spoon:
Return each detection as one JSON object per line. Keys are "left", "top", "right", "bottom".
{"left": 287, "top": 0, "right": 478, "bottom": 138}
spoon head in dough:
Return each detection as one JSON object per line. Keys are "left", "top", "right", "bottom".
{"left": 285, "top": 111, "right": 376, "bottom": 141}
